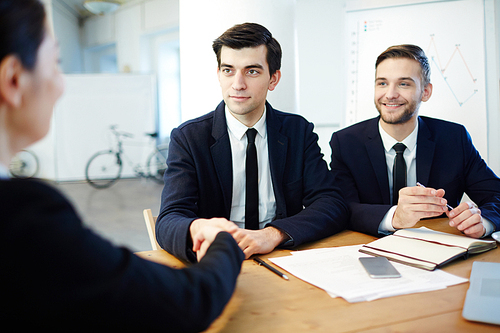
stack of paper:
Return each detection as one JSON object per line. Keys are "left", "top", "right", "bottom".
{"left": 269, "top": 245, "right": 468, "bottom": 303}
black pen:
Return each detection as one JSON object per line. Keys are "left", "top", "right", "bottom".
{"left": 253, "top": 257, "right": 289, "bottom": 280}
{"left": 416, "top": 182, "right": 454, "bottom": 210}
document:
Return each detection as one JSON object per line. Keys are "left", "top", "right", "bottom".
{"left": 360, "top": 227, "right": 496, "bottom": 270}
{"left": 269, "top": 245, "right": 468, "bottom": 303}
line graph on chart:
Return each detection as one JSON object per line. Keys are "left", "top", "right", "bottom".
{"left": 426, "top": 35, "right": 478, "bottom": 107}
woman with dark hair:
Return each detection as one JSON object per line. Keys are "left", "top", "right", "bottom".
{"left": 0, "top": 1, "right": 243, "bottom": 331}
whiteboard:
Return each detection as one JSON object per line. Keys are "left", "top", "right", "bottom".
{"left": 41, "top": 74, "right": 158, "bottom": 181}
{"left": 345, "top": 0, "right": 487, "bottom": 159}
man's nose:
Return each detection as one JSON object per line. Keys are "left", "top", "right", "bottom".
{"left": 232, "top": 72, "right": 246, "bottom": 90}
{"left": 385, "top": 84, "right": 399, "bottom": 99}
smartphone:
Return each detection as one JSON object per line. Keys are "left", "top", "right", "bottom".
{"left": 359, "top": 257, "right": 401, "bottom": 279}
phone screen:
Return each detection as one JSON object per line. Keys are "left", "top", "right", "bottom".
{"left": 359, "top": 257, "right": 401, "bottom": 279}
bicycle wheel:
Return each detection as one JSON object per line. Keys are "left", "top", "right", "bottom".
{"left": 9, "top": 150, "right": 39, "bottom": 178}
{"left": 85, "top": 150, "right": 122, "bottom": 189}
{"left": 147, "top": 149, "right": 167, "bottom": 184}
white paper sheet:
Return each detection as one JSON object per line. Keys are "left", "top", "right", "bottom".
{"left": 269, "top": 245, "right": 468, "bottom": 303}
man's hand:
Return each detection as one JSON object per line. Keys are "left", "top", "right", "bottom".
{"left": 190, "top": 218, "right": 238, "bottom": 261}
{"left": 231, "top": 226, "right": 287, "bottom": 259}
{"left": 392, "top": 186, "right": 449, "bottom": 229}
{"left": 448, "top": 202, "right": 485, "bottom": 238}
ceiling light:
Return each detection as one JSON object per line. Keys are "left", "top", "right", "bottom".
{"left": 83, "top": 0, "right": 121, "bottom": 15}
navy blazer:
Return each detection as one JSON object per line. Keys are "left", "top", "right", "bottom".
{"left": 157, "top": 101, "right": 349, "bottom": 262}
{"left": 0, "top": 179, "right": 244, "bottom": 331}
{"left": 330, "top": 116, "right": 500, "bottom": 236}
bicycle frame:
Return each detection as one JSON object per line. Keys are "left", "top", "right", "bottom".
{"left": 85, "top": 125, "right": 168, "bottom": 189}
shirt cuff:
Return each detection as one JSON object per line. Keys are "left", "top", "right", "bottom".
{"left": 482, "top": 217, "right": 495, "bottom": 237}
{"left": 378, "top": 205, "right": 398, "bottom": 236}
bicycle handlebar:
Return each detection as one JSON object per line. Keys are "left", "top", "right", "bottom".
{"left": 110, "top": 125, "right": 158, "bottom": 140}
{"left": 110, "top": 125, "right": 134, "bottom": 139}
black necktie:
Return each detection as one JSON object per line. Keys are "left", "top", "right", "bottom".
{"left": 245, "top": 128, "right": 259, "bottom": 230}
{"left": 392, "top": 143, "right": 407, "bottom": 205}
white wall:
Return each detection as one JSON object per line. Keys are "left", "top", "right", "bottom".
{"left": 82, "top": 0, "right": 180, "bottom": 73}
{"left": 52, "top": 1, "right": 83, "bottom": 73}
{"left": 178, "top": 0, "right": 297, "bottom": 123}
{"left": 50, "top": 0, "right": 500, "bottom": 179}
{"left": 488, "top": 0, "right": 500, "bottom": 174}
{"left": 53, "top": 74, "right": 157, "bottom": 181}
{"left": 295, "top": 0, "right": 346, "bottom": 164}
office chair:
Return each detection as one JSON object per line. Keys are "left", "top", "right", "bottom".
{"left": 143, "top": 209, "right": 161, "bottom": 251}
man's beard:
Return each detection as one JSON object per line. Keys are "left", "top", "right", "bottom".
{"left": 375, "top": 99, "right": 419, "bottom": 125}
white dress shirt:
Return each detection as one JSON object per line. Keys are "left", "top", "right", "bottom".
{"left": 225, "top": 106, "right": 276, "bottom": 229}
{"left": 377, "top": 120, "right": 494, "bottom": 236}
{"left": 0, "top": 163, "right": 10, "bottom": 179}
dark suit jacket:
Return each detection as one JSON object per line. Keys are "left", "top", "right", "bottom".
{"left": 330, "top": 116, "right": 500, "bottom": 236}
{"left": 156, "top": 101, "right": 349, "bottom": 262}
{"left": 0, "top": 179, "right": 244, "bottom": 332}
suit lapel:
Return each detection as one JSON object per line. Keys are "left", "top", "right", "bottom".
{"left": 210, "top": 102, "right": 233, "bottom": 216}
{"left": 416, "top": 117, "right": 435, "bottom": 186}
{"left": 266, "top": 103, "right": 288, "bottom": 210}
{"left": 365, "top": 117, "right": 391, "bottom": 204}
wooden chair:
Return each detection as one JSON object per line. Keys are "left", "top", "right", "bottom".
{"left": 143, "top": 209, "right": 161, "bottom": 250}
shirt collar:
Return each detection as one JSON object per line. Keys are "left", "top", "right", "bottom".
{"left": 0, "top": 163, "right": 10, "bottom": 179}
{"left": 225, "top": 105, "right": 267, "bottom": 140}
{"left": 378, "top": 119, "right": 419, "bottom": 153}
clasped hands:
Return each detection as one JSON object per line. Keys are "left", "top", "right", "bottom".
{"left": 190, "top": 217, "right": 286, "bottom": 261}
{"left": 392, "top": 186, "right": 484, "bottom": 238}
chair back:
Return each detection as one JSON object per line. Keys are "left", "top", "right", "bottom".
{"left": 143, "top": 209, "right": 161, "bottom": 251}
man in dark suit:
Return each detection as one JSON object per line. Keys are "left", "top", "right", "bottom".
{"left": 330, "top": 44, "right": 500, "bottom": 238}
{"left": 156, "top": 23, "right": 349, "bottom": 263}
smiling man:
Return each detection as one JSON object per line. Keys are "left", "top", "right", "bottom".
{"left": 330, "top": 44, "right": 500, "bottom": 239}
{"left": 156, "top": 23, "right": 349, "bottom": 263}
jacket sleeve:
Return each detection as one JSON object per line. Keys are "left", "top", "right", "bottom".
{"left": 267, "top": 121, "right": 350, "bottom": 245}
{"left": 459, "top": 127, "right": 500, "bottom": 232}
{"left": 2, "top": 180, "right": 244, "bottom": 332}
{"left": 330, "top": 131, "right": 391, "bottom": 236}
{"left": 156, "top": 127, "right": 201, "bottom": 262}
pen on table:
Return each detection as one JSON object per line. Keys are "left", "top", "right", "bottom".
{"left": 416, "top": 182, "right": 454, "bottom": 210}
{"left": 253, "top": 257, "right": 289, "bottom": 281}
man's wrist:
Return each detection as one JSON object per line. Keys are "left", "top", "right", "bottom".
{"left": 263, "top": 226, "right": 287, "bottom": 246}
{"left": 189, "top": 218, "right": 203, "bottom": 241}
{"left": 265, "top": 226, "right": 293, "bottom": 247}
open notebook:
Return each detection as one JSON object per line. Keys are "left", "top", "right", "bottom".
{"left": 359, "top": 227, "right": 497, "bottom": 271}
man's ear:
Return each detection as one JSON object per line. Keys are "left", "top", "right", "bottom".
{"left": 268, "top": 70, "right": 281, "bottom": 91}
{"left": 0, "top": 55, "right": 25, "bottom": 108}
{"left": 421, "top": 83, "right": 433, "bottom": 102}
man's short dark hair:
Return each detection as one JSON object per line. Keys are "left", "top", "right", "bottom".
{"left": 212, "top": 22, "right": 282, "bottom": 76}
{"left": 376, "top": 44, "right": 431, "bottom": 87}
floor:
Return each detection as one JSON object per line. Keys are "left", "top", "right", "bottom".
{"left": 53, "top": 178, "right": 164, "bottom": 252}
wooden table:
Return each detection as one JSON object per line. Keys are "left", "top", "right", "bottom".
{"left": 136, "top": 218, "right": 500, "bottom": 332}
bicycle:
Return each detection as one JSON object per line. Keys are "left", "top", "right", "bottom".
{"left": 9, "top": 150, "right": 40, "bottom": 178}
{"left": 85, "top": 125, "right": 168, "bottom": 189}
